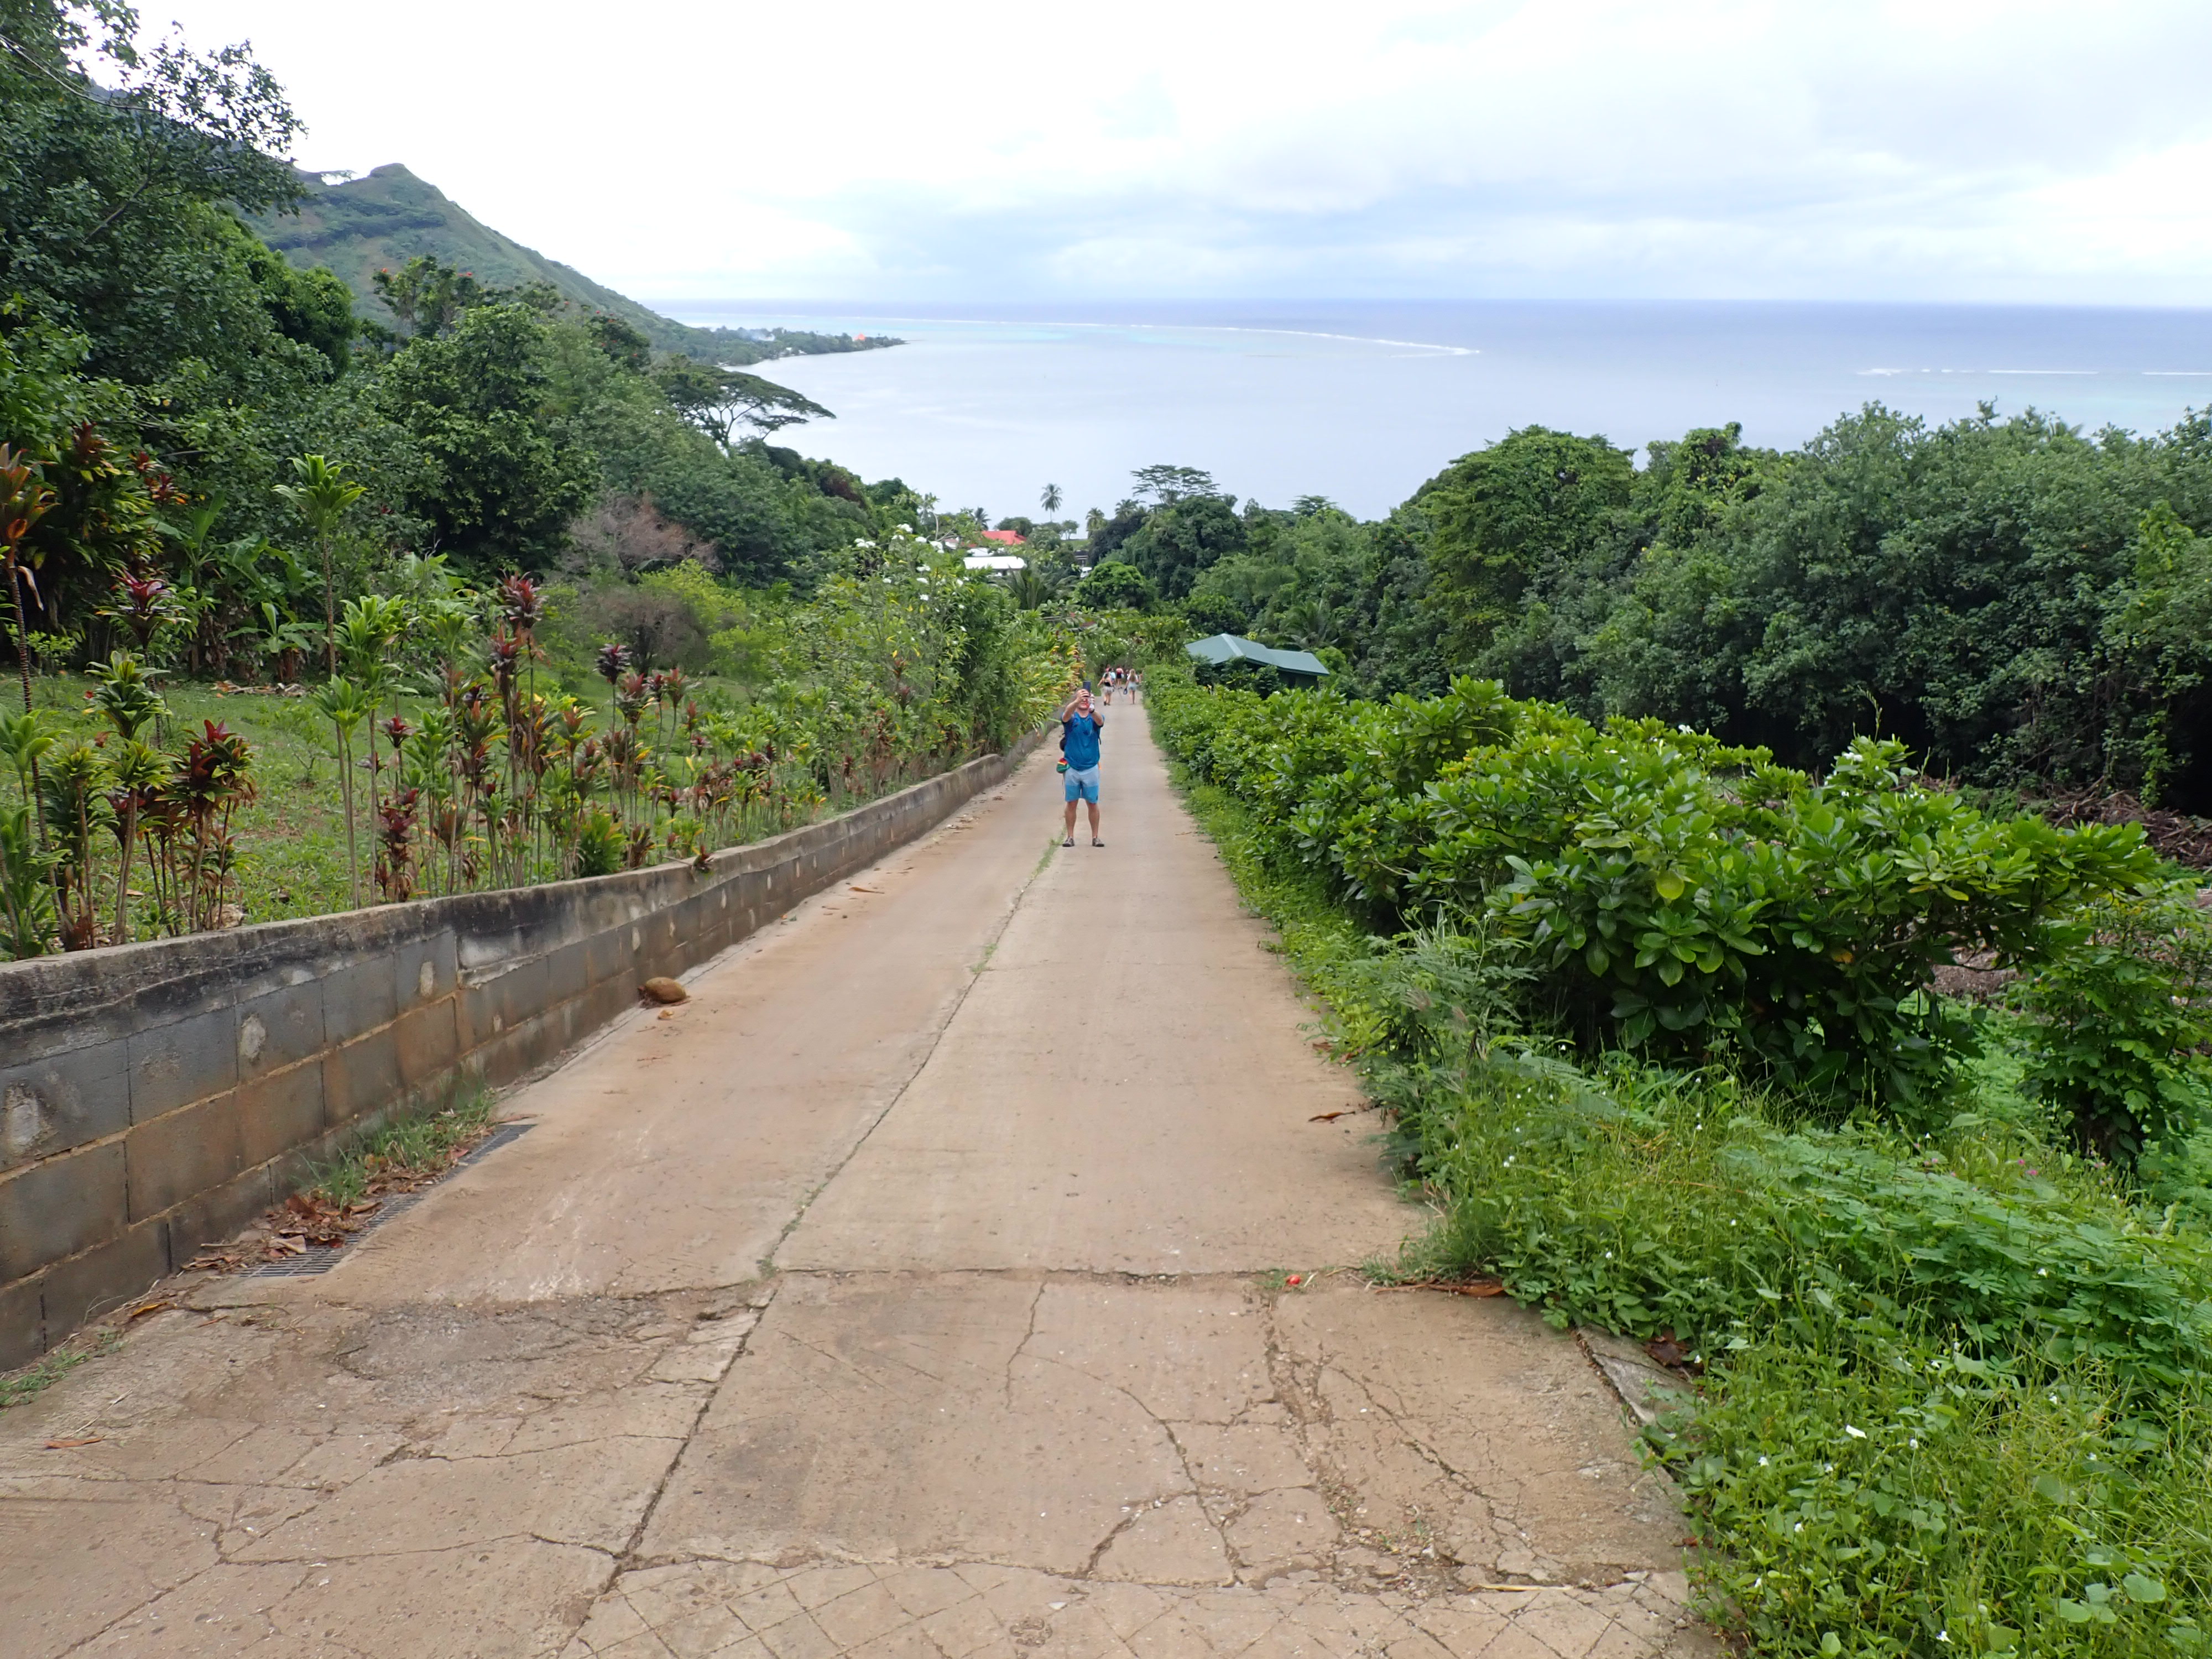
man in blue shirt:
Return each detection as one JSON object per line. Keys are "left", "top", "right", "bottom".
{"left": 1060, "top": 687, "right": 1105, "bottom": 847}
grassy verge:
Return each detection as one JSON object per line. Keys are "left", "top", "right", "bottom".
{"left": 11, "top": 669, "right": 957, "bottom": 932}
{"left": 175, "top": 1087, "right": 501, "bottom": 1273}
{"left": 1157, "top": 715, "right": 2212, "bottom": 1659}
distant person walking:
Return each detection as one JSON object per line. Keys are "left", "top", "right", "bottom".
{"left": 1060, "top": 687, "right": 1105, "bottom": 847}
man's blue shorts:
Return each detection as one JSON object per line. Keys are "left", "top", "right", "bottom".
{"left": 1063, "top": 765, "right": 1100, "bottom": 804}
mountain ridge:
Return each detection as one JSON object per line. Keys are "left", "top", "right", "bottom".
{"left": 249, "top": 165, "right": 891, "bottom": 365}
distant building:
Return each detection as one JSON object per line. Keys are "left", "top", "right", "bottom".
{"left": 1184, "top": 633, "right": 1331, "bottom": 680}
{"left": 963, "top": 554, "right": 1028, "bottom": 571}
{"left": 978, "top": 528, "right": 1026, "bottom": 546}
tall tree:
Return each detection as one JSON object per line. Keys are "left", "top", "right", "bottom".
{"left": 1131, "top": 463, "right": 1215, "bottom": 505}
{"left": 655, "top": 361, "right": 832, "bottom": 449}
{"left": 378, "top": 303, "right": 594, "bottom": 574}
{"left": 371, "top": 257, "right": 493, "bottom": 340}
{"left": 1413, "top": 426, "right": 1636, "bottom": 656}
{"left": 0, "top": 1, "right": 305, "bottom": 385}
{"left": 1121, "top": 493, "right": 1245, "bottom": 599}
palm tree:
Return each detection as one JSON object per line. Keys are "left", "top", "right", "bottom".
{"left": 1276, "top": 596, "right": 1339, "bottom": 650}
{"left": 1040, "top": 483, "right": 1063, "bottom": 517}
{"left": 1008, "top": 567, "right": 1050, "bottom": 611}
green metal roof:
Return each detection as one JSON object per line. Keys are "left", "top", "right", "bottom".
{"left": 1183, "top": 633, "right": 1331, "bottom": 677}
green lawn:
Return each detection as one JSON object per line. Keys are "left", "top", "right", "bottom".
{"left": 14, "top": 669, "right": 809, "bottom": 931}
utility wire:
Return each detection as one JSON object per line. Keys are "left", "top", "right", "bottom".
{"left": 0, "top": 30, "right": 115, "bottom": 105}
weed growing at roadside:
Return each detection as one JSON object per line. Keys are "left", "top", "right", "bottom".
{"left": 1669, "top": 1329, "right": 2212, "bottom": 1656}
{"left": 0, "top": 1328, "right": 121, "bottom": 1410}
{"left": 309, "top": 1087, "right": 497, "bottom": 1210}
{"left": 2012, "top": 879, "right": 2212, "bottom": 1161}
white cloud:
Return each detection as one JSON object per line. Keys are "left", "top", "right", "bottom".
{"left": 139, "top": 0, "right": 2212, "bottom": 301}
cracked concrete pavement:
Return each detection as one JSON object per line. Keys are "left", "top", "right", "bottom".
{"left": 0, "top": 711, "right": 1715, "bottom": 1658}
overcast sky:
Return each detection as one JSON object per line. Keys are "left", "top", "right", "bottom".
{"left": 139, "top": 1, "right": 2212, "bottom": 306}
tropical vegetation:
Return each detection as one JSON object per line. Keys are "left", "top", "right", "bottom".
{"left": 1087, "top": 411, "right": 2212, "bottom": 816}
{"left": 1149, "top": 660, "right": 2212, "bottom": 1657}
{"left": 0, "top": 0, "right": 1063, "bottom": 956}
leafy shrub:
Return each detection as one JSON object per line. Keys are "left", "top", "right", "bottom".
{"left": 2014, "top": 881, "right": 2212, "bottom": 1160}
{"left": 1154, "top": 667, "right": 2153, "bottom": 1115}
{"left": 2140, "top": 1127, "right": 2212, "bottom": 1233}
{"left": 1193, "top": 658, "right": 1291, "bottom": 695}
{"left": 573, "top": 807, "right": 624, "bottom": 878}
{"left": 1337, "top": 918, "right": 1530, "bottom": 1067}
{"left": 0, "top": 803, "right": 55, "bottom": 956}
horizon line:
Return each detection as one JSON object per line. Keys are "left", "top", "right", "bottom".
{"left": 639, "top": 295, "right": 2212, "bottom": 314}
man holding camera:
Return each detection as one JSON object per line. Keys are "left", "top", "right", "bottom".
{"left": 1059, "top": 687, "right": 1104, "bottom": 848}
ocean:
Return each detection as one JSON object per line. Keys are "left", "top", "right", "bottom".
{"left": 652, "top": 300, "right": 2212, "bottom": 523}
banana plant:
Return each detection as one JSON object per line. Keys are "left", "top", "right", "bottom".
{"left": 252, "top": 601, "right": 317, "bottom": 685}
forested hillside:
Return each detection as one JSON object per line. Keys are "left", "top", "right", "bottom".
{"left": 0, "top": 0, "right": 916, "bottom": 607}
{"left": 247, "top": 164, "right": 899, "bottom": 365}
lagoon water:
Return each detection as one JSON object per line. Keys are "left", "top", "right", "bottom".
{"left": 655, "top": 300, "right": 2212, "bottom": 522}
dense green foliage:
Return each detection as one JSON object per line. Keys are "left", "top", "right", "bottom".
{"left": 0, "top": 1, "right": 914, "bottom": 629}
{"left": 1156, "top": 672, "right": 2152, "bottom": 1117}
{"left": 1415, "top": 1050, "right": 2212, "bottom": 1658}
{"left": 2014, "top": 882, "right": 2212, "bottom": 1160}
{"left": 1152, "top": 659, "right": 2212, "bottom": 1656}
{"left": 0, "top": 532, "right": 1072, "bottom": 950}
{"left": 1107, "top": 408, "right": 2212, "bottom": 812}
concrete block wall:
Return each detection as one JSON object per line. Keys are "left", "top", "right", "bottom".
{"left": 0, "top": 747, "right": 1027, "bottom": 1368}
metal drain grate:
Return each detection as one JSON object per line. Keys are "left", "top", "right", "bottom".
{"left": 249, "top": 1120, "right": 536, "bottom": 1278}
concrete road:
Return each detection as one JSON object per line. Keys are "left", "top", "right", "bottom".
{"left": 0, "top": 712, "right": 1712, "bottom": 1659}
